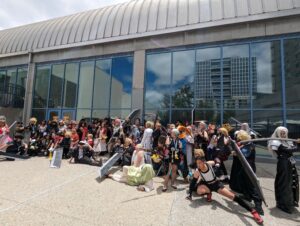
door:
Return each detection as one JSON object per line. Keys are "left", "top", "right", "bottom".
{"left": 47, "top": 109, "right": 61, "bottom": 121}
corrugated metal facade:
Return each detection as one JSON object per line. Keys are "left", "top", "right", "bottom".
{"left": 0, "top": 0, "right": 300, "bottom": 56}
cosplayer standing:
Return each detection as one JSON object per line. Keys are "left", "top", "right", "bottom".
{"left": 268, "top": 127, "right": 300, "bottom": 213}
{"left": 214, "top": 128, "right": 232, "bottom": 182}
{"left": 187, "top": 150, "right": 263, "bottom": 224}
{"left": 0, "top": 116, "right": 12, "bottom": 150}
{"left": 163, "top": 129, "right": 182, "bottom": 191}
{"left": 230, "top": 130, "right": 263, "bottom": 215}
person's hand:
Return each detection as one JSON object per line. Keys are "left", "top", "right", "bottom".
{"left": 186, "top": 195, "right": 192, "bottom": 201}
{"left": 194, "top": 170, "right": 200, "bottom": 178}
{"left": 297, "top": 138, "right": 300, "bottom": 144}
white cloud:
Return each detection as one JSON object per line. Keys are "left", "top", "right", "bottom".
{"left": 0, "top": 0, "right": 128, "bottom": 30}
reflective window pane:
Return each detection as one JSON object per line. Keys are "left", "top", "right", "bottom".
{"left": 15, "top": 68, "right": 27, "bottom": 108}
{"left": 93, "top": 59, "right": 111, "bottom": 108}
{"left": 64, "top": 63, "right": 79, "bottom": 108}
{"left": 6, "top": 69, "right": 17, "bottom": 86}
{"left": 49, "top": 64, "right": 64, "bottom": 108}
{"left": 77, "top": 61, "right": 94, "bottom": 108}
{"left": 76, "top": 109, "right": 91, "bottom": 121}
{"left": 194, "top": 109, "right": 220, "bottom": 124}
{"left": 253, "top": 110, "right": 283, "bottom": 157}
{"left": 284, "top": 38, "right": 300, "bottom": 108}
{"left": 0, "top": 70, "right": 5, "bottom": 89}
{"left": 171, "top": 110, "right": 192, "bottom": 125}
{"left": 195, "top": 48, "right": 221, "bottom": 109}
{"left": 253, "top": 110, "right": 283, "bottom": 137}
{"left": 172, "top": 50, "right": 195, "bottom": 108}
{"left": 110, "top": 56, "right": 133, "bottom": 109}
{"left": 223, "top": 110, "right": 250, "bottom": 125}
{"left": 110, "top": 109, "right": 131, "bottom": 119}
{"left": 252, "top": 41, "right": 282, "bottom": 108}
{"left": 223, "top": 45, "right": 250, "bottom": 109}
{"left": 92, "top": 109, "right": 109, "bottom": 119}
{"left": 33, "top": 65, "right": 51, "bottom": 108}
{"left": 286, "top": 110, "right": 300, "bottom": 139}
{"left": 0, "top": 70, "right": 6, "bottom": 106}
{"left": 16, "top": 68, "right": 27, "bottom": 89}
{"left": 145, "top": 109, "right": 169, "bottom": 126}
{"left": 31, "top": 109, "right": 46, "bottom": 123}
{"left": 145, "top": 53, "right": 171, "bottom": 109}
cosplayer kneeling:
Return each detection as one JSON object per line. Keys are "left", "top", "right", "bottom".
{"left": 186, "top": 149, "right": 263, "bottom": 225}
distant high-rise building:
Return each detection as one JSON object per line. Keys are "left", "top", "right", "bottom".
{"left": 195, "top": 57, "right": 257, "bottom": 108}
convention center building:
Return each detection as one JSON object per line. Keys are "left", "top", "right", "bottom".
{"left": 0, "top": 0, "right": 300, "bottom": 137}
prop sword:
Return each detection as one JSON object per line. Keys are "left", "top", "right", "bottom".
{"left": 0, "top": 121, "right": 17, "bottom": 139}
{"left": 239, "top": 138, "right": 299, "bottom": 144}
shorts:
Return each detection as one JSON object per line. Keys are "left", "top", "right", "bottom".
{"left": 199, "top": 180, "right": 224, "bottom": 192}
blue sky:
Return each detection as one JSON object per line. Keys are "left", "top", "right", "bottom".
{"left": 0, "top": 0, "right": 128, "bottom": 30}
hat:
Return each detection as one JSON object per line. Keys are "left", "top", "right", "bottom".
{"left": 78, "top": 140, "right": 86, "bottom": 145}
{"left": 0, "top": 116, "right": 6, "bottom": 122}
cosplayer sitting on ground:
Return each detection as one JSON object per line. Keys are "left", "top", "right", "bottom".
{"left": 108, "top": 144, "right": 155, "bottom": 192}
{"left": 186, "top": 149, "right": 264, "bottom": 225}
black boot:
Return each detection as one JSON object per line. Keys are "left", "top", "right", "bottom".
{"left": 254, "top": 201, "right": 264, "bottom": 215}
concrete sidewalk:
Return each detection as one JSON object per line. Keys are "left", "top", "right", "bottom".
{"left": 0, "top": 157, "right": 299, "bottom": 226}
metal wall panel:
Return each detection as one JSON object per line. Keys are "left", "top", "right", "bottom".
{"left": 81, "top": 9, "right": 100, "bottom": 41}
{"left": 188, "top": 0, "right": 200, "bottom": 24}
{"left": 105, "top": 4, "right": 122, "bottom": 37}
{"left": 55, "top": 14, "right": 77, "bottom": 45}
{"left": 97, "top": 6, "right": 114, "bottom": 38}
{"left": 8, "top": 26, "right": 28, "bottom": 53}
{"left": 199, "top": 0, "right": 211, "bottom": 22}
{"left": 38, "top": 19, "right": 58, "bottom": 47}
{"left": 129, "top": 0, "right": 143, "bottom": 34}
{"left": 61, "top": 13, "right": 82, "bottom": 45}
{"left": 249, "top": 0, "right": 263, "bottom": 15}
{"left": 138, "top": 0, "right": 151, "bottom": 33}
{"left": 211, "top": 0, "right": 223, "bottom": 20}
{"left": 148, "top": 0, "right": 160, "bottom": 31}
{"left": 44, "top": 18, "right": 63, "bottom": 47}
{"left": 157, "top": 0, "right": 168, "bottom": 29}
{"left": 277, "top": 0, "right": 293, "bottom": 10}
{"left": 75, "top": 11, "right": 94, "bottom": 42}
{"left": 89, "top": 8, "right": 107, "bottom": 40}
{"left": 27, "top": 22, "right": 45, "bottom": 51}
{"left": 294, "top": 0, "right": 300, "bottom": 8}
{"left": 21, "top": 24, "right": 40, "bottom": 51}
{"left": 49, "top": 16, "right": 69, "bottom": 46}
{"left": 112, "top": 3, "right": 129, "bottom": 36}
{"left": 167, "top": 0, "right": 177, "bottom": 28}
{"left": 262, "top": 0, "right": 278, "bottom": 12}
{"left": 223, "top": 0, "right": 236, "bottom": 18}
{"left": 177, "top": 0, "right": 188, "bottom": 26}
{"left": 236, "top": 0, "right": 249, "bottom": 16}
{"left": 121, "top": 1, "right": 136, "bottom": 35}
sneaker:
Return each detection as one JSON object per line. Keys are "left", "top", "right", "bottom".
{"left": 251, "top": 210, "right": 263, "bottom": 224}
{"left": 206, "top": 193, "right": 212, "bottom": 202}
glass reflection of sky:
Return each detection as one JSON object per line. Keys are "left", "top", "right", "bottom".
{"left": 111, "top": 56, "right": 133, "bottom": 94}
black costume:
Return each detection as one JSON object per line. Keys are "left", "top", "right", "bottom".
{"left": 230, "top": 142, "right": 263, "bottom": 214}
{"left": 269, "top": 140, "right": 299, "bottom": 213}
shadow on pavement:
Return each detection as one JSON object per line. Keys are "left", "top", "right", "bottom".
{"left": 269, "top": 207, "right": 300, "bottom": 223}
